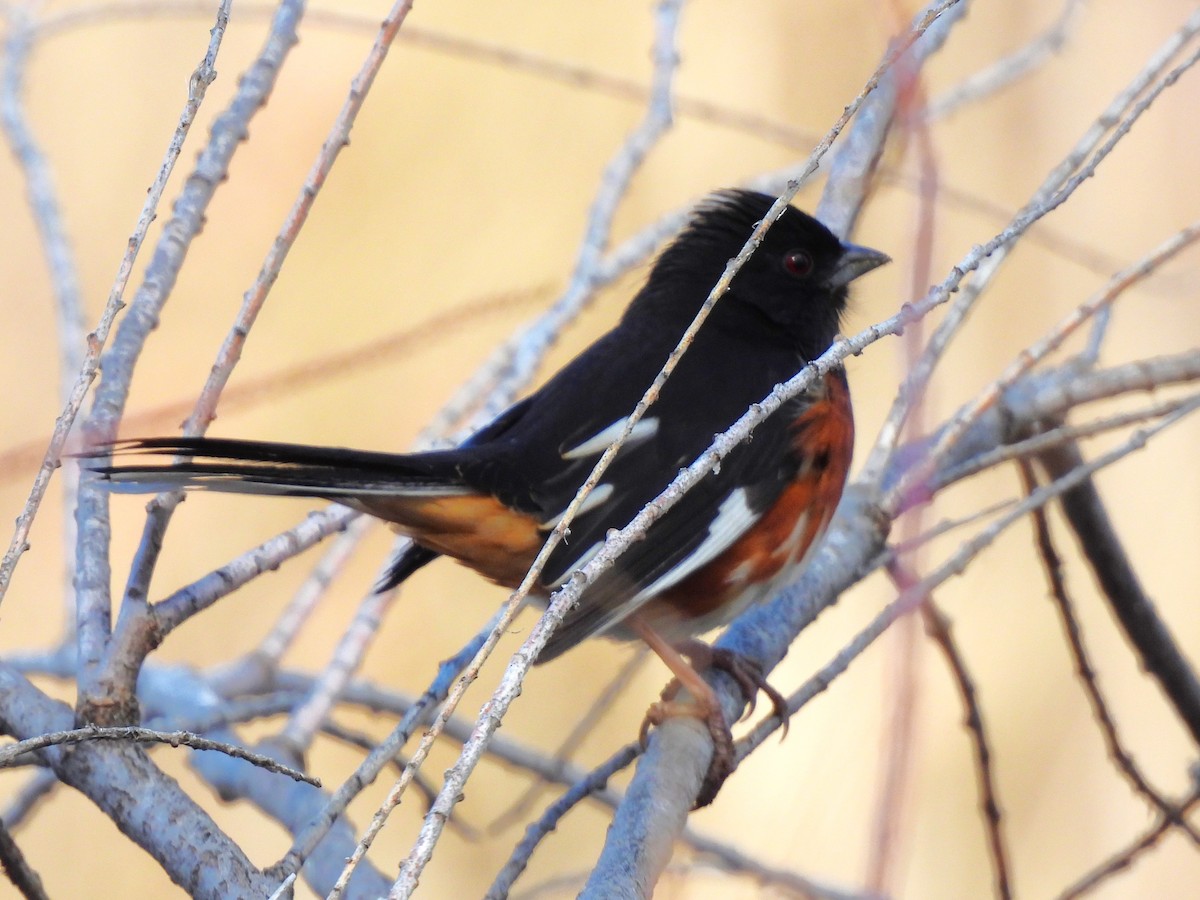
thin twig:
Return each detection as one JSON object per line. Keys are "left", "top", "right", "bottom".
{"left": 583, "top": 4, "right": 967, "bottom": 894}
{"left": 919, "top": 600, "right": 1013, "bottom": 898}
{"left": 115, "top": 0, "right": 416, "bottom": 620}
{"left": 269, "top": 665, "right": 865, "bottom": 900}
{"left": 405, "top": 3, "right": 977, "bottom": 891}
{"left": 738, "top": 395, "right": 1200, "bottom": 757}
{"left": 74, "top": 0, "right": 304, "bottom": 716}
{"left": 485, "top": 744, "right": 642, "bottom": 900}
{"left": 0, "top": 2, "right": 89, "bottom": 629}
{"left": 0, "top": 285, "right": 546, "bottom": 488}
{"left": 276, "top": 613, "right": 496, "bottom": 882}
{"left": 24, "top": 2, "right": 1166, "bottom": 294}
{"left": 363, "top": 3, "right": 691, "bottom": 894}
{"left": 317, "top": 722, "right": 456, "bottom": 834}
{"left": 1038, "top": 441, "right": 1200, "bottom": 746}
{"left": 870, "top": 563, "right": 922, "bottom": 895}
{"left": 0, "top": 665, "right": 274, "bottom": 896}
{"left": 0, "top": 817, "right": 47, "bottom": 900}
{"left": 883, "top": 498, "right": 1019, "bottom": 557}
{"left": 254, "top": 517, "right": 377, "bottom": 668}
{"left": 860, "top": 10, "right": 1200, "bottom": 488}
{"left": 1056, "top": 784, "right": 1200, "bottom": 899}
{"left": 11, "top": 3, "right": 1200, "bottom": 897}
{"left": 933, "top": 393, "right": 1200, "bottom": 493}
{"left": 240, "top": 221, "right": 1199, "bottom": 900}
{"left": 0, "top": 0, "right": 230, "bottom": 608}
{"left": 147, "top": 691, "right": 306, "bottom": 734}
{"left": 880, "top": 211, "right": 1200, "bottom": 517}
{"left": 925, "top": 0, "right": 1085, "bottom": 120}
{"left": 278, "top": 583, "right": 400, "bottom": 752}
{"left": 0, "top": 725, "right": 319, "bottom": 785}
{"left": 901, "top": 350, "right": 1200, "bottom": 505}
{"left": 865, "top": 19, "right": 938, "bottom": 888}
{"left": 0, "top": 768, "right": 58, "bottom": 830}
{"left": 487, "top": 648, "right": 648, "bottom": 835}
{"left": 1019, "top": 461, "right": 1200, "bottom": 843}
{"left": 0, "top": 6, "right": 82, "bottom": 610}
{"left": 152, "top": 508, "right": 356, "bottom": 634}
{"left": 679, "top": 830, "right": 886, "bottom": 900}
{"left": 249, "top": 671, "right": 620, "bottom": 805}
{"left": 195, "top": 1, "right": 713, "bottom": 870}
{"left": 186, "top": 0, "right": 418, "bottom": 437}
{"left": 265, "top": 873, "right": 297, "bottom": 900}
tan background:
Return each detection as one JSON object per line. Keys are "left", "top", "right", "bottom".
{"left": 2, "top": 1, "right": 1199, "bottom": 896}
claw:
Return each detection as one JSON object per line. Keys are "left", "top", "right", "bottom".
{"left": 630, "top": 619, "right": 789, "bottom": 808}
{"left": 638, "top": 692, "right": 735, "bottom": 809}
{"left": 676, "top": 640, "right": 790, "bottom": 736}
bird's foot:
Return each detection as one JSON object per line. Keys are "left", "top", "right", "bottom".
{"left": 639, "top": 688, "right": 735, "bottom": 809}
{"left": 675, "top": 640, "right": 789, "bottom": 734}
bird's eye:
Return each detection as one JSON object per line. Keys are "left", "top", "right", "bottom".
{"left": 782, "top": 249, "right": 814, "bottom": 278}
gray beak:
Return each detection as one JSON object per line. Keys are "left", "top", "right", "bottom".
{"left": 827, "top": 241, "right": 891, "bottom": 291}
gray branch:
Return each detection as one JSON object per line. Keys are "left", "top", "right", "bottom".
{"left": 0, "top": 665, "right": 271, "bottom": 898}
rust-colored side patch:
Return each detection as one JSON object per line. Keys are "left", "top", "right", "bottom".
{"left": 357, "top": 494, "right": 543, "bottom": 589}
{"left": 652, "top": 369, "right": 854, "bottom": 626}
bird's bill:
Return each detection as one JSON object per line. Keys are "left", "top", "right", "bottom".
{"left": 827, "top": 242, "right": 891, "bottom": 290}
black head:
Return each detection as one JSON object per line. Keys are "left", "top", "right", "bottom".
{"left": 637, "top": 189, "right": 889, "bottom": 360}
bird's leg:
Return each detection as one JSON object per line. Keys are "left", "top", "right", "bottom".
{"left": 629, "top": 617, "right": 735, "bottom": 808}
{"left": 672, "top": 638, "right": 789, "bottom": 735}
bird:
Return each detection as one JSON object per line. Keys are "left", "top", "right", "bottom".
{"left": 86, "top": 189, "right": 888, "bottom": 805}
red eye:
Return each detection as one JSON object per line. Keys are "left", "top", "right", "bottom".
{"left": 782, "top": 249, "right": 814, "bottom": 278}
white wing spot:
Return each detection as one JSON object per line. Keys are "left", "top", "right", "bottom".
{"left": 548, "top": 541, "right": 603, "bottom": 587}
{"left": 561, "top": 417, "right": 659, "bottom": 460}
{"left": 540, "top": 483, "right": 615, "bottom": 529}
{"left": 634, "top": 487, "right": 759, "bottom": 601}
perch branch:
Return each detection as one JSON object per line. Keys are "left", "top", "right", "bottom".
{"left": 1020, "top": 461, "right": 1200, "bottom": 842}
{"left": 1036, "top": 443, "right": 1200, "bottom": 746}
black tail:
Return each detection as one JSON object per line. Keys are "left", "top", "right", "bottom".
{"left": 376, "top": 542, "right": 440, "bottom": 592}
{"left": 82, "top": 436, "right": 472, "bottom": 499}
{"left": 86, "top": 436, "right": 457, "bottom": 592}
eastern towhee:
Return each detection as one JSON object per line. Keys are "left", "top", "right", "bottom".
{"left": 87, "top": 189, "right": 888, "bottom": 805}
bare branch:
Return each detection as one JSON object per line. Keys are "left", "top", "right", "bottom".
{"left": 277, "top": 583, "right": 400, "bottom": 752}
{"left": 0, "top": 724, "right": 318, "bottom": 785}
{"left": 1020, "top": 460, "right": 1200, "bottom": 843}
{"left": 735, "top": 384, "right": 1200, "bottom": 763}
{"left": 584, "top": 4, "right": 968, "bottom": 893}
{"left": 0, "top": 0, "right": 229, "bottom": 607}
{"left": 109, "top": 0, "right": 417, "bottom": 677}
{"left": 5, "top": 2, "right": 1198, "bottom": 894}
{"left": 0, "top": 665, "right": 271, "bottom": 897}
{"left": 487, "top": 648, "right": 649, "bottom": 835}
{"left": 378, "top": 2, "right": 692, "bottom": 893}
{"left": 0, "top": 816, "right": 47, "bottom": 900}
{"left": 861, "top": 9, "right": 1200, "bottom": 486}
{"left": 254, "top": 517, "right": 377, "bottom": 667}
{"left": 275, "top": 614, "right": 495, "bottom": 884}
{"left": 1036, "top": 443, "right": 1200, "bottom": 746}
{"left": 920, "top": 601, "right": 1013, "bottom": 898}
{"left": 933, "top": 393, "right": 1200, "bottom": 493}
{"left": 74, "top": 0, "right": 305, "bottom": 720}
{"left": 672, "top": 833, "right": 885, "bottom": 900}
{"left": 1056, "top": 785, "right": 1200, "bottom": 899}
{"left": 486, "top": 744, "right": 641, "bottom": 900}
{"left": 149, "top": 507, "right": 355, "bottom": 636}
{"left": 925, "top": 0, "right": 1085, "bottom": 119}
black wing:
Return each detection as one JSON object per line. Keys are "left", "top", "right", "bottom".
{"left": 451, "top": 318, "right": 816, "bottom": 660}
{"left": 535, "top": 393, "right": 804, "bottom": 660}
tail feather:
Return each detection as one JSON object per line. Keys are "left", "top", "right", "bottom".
{"left": 83, "top": 437, "right": 471, "bottom": 498}
{"left": 375, "top": 543, "right": 440, "bottom": 592}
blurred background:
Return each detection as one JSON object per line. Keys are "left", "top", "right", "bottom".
{"left": 2, "top": 0, "right": 1199, "bottom": 896}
